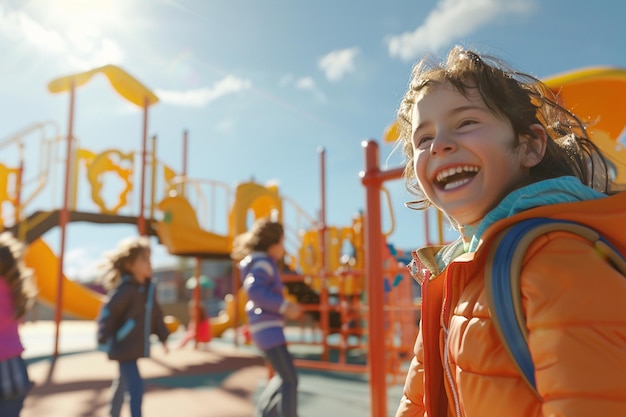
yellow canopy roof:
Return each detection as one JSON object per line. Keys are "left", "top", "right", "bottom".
{"left": 543, "top": 67, "right": 626, "bottom": 140}
{"left": 47, "top": 64, "right": 159, "bottom": 108}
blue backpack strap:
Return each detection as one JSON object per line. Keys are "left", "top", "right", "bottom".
{"left": 484, "top": 218, "right": 626, "bottom": 397}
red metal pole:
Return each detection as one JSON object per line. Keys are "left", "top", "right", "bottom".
{"left": 318, "top": 146, "right": 329, "bottom": 361}
{"left": 137, "top": 96, "right": 149, "bottom": 236}
{"left": 360, "top": 140, "right": 403, "bottom": 417}
{"left": 54, "top": 80, "right": 76, "bottom": 357}
{"left": 149, "top": 135, "right": 157, "bottom": 223}
{"left": 360, "top": 140, "right": 386, "bottom": 417}
{"left": 232, "top": 260, "right": 241, "bottom": 347}
{"left": 193, "top": 257, "right": 202, "bottom": 349}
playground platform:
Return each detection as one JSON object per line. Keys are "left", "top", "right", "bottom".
{"left": 19, "top": 320, "right": 405, "bottom": 417}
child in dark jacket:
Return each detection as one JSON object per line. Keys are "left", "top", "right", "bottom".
{"left": 231, "top": 218, "right": 303, "bottom": 417}
{"left": 96, "top": 236, "right": 169, "bottom": 417}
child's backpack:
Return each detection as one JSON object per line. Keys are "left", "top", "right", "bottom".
{"left": 484, "top": 218, "right": 626, "bottom": 397}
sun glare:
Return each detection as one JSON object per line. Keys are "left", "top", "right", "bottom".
{"left": 36, "top": 0, "right": 131, "bottom": 68}
{"left": 47, "top": 0, "right": 126, "bottom": 29}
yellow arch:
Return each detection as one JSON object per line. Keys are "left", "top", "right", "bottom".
{"left": 228, "top": 182, "right": 283, "bottom": 236}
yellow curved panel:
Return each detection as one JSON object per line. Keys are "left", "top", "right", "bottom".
{"left": 48, "top": 64, "right": 159, "bottom": 108}
{"left": 24, "top": 238, "right": 106, "bottom": 320}
{"left": 590, "top": 131, "right": 626, "bottom": 183}
{"left": 87, "top": 149, "right": 134, "bottom": 214}
{"left": 157, "top": 196, "right": 232, "bottom": 256}
{"left": 298, "top": 229, "right": 321, "bottom": 278}
{"left": 383, "top": 120, "right": 401, "bottom": 143}
{"left": 544, "top": 67, "right": 626, "bottom": 140}
{"left": 297, "top": 219, "right": 366, "bottom": 295}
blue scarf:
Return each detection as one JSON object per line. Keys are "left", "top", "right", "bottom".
{"left": 468, "top": 176, "right": 606, "bottom": 252}
{"left": 434, "top": 176, "right": 606, "bottom": 270}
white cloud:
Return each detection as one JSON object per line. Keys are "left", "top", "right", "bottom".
{"left": 0, "top": 6, "right": 66, "bottom": 52}
{"left": 155, "top": 75, "right": 252, "bottom": 107}
{"left": 279, "top": 74, "right": 295, "bottom": 86}
{"left": 0, "top": 5, "right": 124, "bottom": 70}
{"left": 281, "top": 75, "right": 326, "bottom": 103}
{"left": 387, "top": 0, "right": 536, "bottom": 61}
{"left": 216, "top": 118, "right": 236, "bottom": 135}
{"left": 295, "top": 77, "right": 326, "bottom": 103}
{"left": 318, "top": 47, "right": 360, "bottom": 82}
{"left": 295, "top": 77, "right": 315, "bottom": 90}
{"left": 64, "top": 247, "right": 101, "bottom": 282}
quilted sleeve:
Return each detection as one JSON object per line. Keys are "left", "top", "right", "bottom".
{"left": 522, "top": 232, "right": 626, "bottom": 416}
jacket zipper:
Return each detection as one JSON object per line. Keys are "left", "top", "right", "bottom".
{"left": 442, "top": 265, "right": 462, "bottom": 417}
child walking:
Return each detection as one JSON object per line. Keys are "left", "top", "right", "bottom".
{"left": 0, "top": 232, "right": 36, "bottom": 417}
{"left": 231, "top": 218, "right": 303, "bottom": 417}
{"left": 96, "top": 236, "right": 170, "bottom": 417}
{"left": 394, "top": 46, "right": 626, "bottom": 417}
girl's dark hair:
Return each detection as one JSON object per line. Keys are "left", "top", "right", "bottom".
{"left": 100, "top": 236, "right": 151, "bottom": 290}
{"left": 231, "top": 218, "right": 284, "bottom": 261}
{"left": 397, "top": 45, "right": 615, "bottom": 210}
{"left": 0, "top": 232, "right": 37, "bottom": 319}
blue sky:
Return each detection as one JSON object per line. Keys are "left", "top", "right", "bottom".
{"left": 1, "top": 0, "right": 625, "bottom": 280}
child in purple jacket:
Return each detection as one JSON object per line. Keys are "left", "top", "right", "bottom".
{"left": 231, "top": 218, "right": 303, "bottom": 417}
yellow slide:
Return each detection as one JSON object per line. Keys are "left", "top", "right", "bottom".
{"left": 210, "top": 289, "right": 248, "bottom": 338}
{"left": 156, "top": 196, "right": 232, "bottom": 257}
{"left": 157, "top": 195, "right": 251, "bottom": 337}
{"left": 22, "top": 237, "right": 245, "bottom": 338}
{"left": 24, "top": 238, "right": 106, "bottom": 320}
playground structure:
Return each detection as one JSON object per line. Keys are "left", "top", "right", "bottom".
{"left": 0, "top": 65, "right": 421, "bottom": 381}
{"left": 1, "top": 62, "right": 624, "bottom": 417}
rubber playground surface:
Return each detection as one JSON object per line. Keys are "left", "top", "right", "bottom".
{"left": 19, "top": 320, "right": 404, "bottom": 417}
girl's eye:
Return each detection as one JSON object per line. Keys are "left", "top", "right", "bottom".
{"left": 458, "top": 119, "right": 477, "bottom": 128}
{"left": 415, "top": 136, "right": 433, "bottom": 149}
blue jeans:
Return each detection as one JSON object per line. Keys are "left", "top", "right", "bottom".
{"left": 0, "top": 395, "right": 26, "bottom": 417}
{"left": 110, "top": 360, "right": 144, "bottom": 417}
{"left": 0, "top": 355, "right": 31, "bottom": 417}
{"left": 264, "top": 344, "right": 298, "bottom": 417}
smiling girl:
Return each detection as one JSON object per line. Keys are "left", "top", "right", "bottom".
{"left": 394, "top": 46, "right": 626, "bottom": 417}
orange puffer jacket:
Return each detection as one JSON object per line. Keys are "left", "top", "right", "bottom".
{"left": 396, "top": 191, "right": 626, "bottom": 417}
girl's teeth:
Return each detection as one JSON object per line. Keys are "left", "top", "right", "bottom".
{"left": 443, "top": 178, "right": 471, "bottom": 190}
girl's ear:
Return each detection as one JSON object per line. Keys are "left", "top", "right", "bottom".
{"left": 521, "top": 124, "right": 547, "bottom": 168}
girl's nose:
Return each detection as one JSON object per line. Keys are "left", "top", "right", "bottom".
{"left": 430, "top": 133, "right": 457, "bottom": 156}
